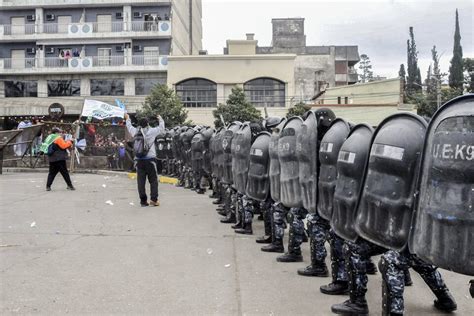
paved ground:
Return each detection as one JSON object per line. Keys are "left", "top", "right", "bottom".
{"left": 0, "top": 172, "right": 472, "bottom": 315}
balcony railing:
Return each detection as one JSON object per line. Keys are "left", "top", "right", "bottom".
{"left": 1, "top": 55, "right": 168, "bottom": 70}
{"left": 1, "top": 21, "right": 171, "bottom": 36}
{"left": 2, "top": 58, "right": 36, "bottom": 69}
{"left": 2, "top": 24, "right": 35, "bottom": 35}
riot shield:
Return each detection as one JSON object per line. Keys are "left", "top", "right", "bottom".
{"left": 232, "top": 123, "right": 252, "bottom": 194}
{"left": 355, "top": 113, "right": 427, "bottom": 251}
{"left": 246, "top": 131, "right": 271, "bottom": 201}
{"left": 191, "top": 133, "right": 204, "bottom": 174}
{"left": 410, "top": 95, "right": 474, "bottom": 275}
{"left": 155, "top": 131, "right": 167, "bottom": 160}
{"left": 213, "top": 128, "right": 225, "bottom": 179}
{"left": 331, "top": 124, "right": 374, "bottom": 241}
{"left": 222, "top": 122, "right": 242, "bottom": 185}
{"left": 279, "top": 117, "right": 304, "bottom": 208}
{"left": 318, "top": 119, "right": 351, "bottom": 220}
{"left": 269, "top": 119, "right": 287, "bottom": 202}
{"left": 296, "top": 111, "right": 319, "bottom": 212}
{"left": 201, "top": 127, "right": 214, "bottom": 175}
{"left": 182, "top": 128, "right": 195, "bottom": 168}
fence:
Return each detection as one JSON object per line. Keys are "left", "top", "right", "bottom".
{"left": 0, "top": 123, "right": 134, "bottom": 173}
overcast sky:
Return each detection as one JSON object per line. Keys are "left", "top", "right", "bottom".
{"left": 202, "top": 0, "right": 473, "bottom": 79}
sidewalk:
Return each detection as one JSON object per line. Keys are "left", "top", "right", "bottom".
{"left": 0, "top": 172, "right": 472, "bottom": 315}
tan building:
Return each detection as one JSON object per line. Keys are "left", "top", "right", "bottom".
{"left": 168, "top": 37, "right": 296, "bottom": 125}
{"left": 317, "top": 78, "right": 403, "bottom": 106}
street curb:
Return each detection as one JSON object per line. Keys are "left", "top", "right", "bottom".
{"left": 2, "top": 168, "right": 129, "bottom": 177}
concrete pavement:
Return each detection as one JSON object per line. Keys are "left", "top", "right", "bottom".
{"left": 0, "top": 172, "right": 472, "bottom": 315}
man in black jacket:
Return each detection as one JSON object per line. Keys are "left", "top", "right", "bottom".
{"left": 45, "top": 127, "right": 75, "bottom": 191}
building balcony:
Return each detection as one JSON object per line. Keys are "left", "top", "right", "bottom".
{"left": 0, "top": 0, "right": 172, "bottom": 9}
{"left": 0, "top": 55, "right": 168, "bottom": 74}
{"left": 0, "top": 21, "right": 171, "bottom": 42}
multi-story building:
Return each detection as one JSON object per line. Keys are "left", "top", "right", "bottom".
{"left": 254, "top": 18, "right": 359, "bottom": 100}
{"left": 0, "top": 0, "right": 202, "bottom": 126}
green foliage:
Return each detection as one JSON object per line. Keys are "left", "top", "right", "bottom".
{"left": 286, "top": 102, "right": 310, "bottom": 118}
{"left": 137, "top": 84, "right": 188, "bottom": 128}
{"left": 399, "top": 64, "right": 407, "bottom": 102}
{"left": 415, "top": 87, "right": 463, "bottom": 118}
{"left": 449, "top": 9, "right": 464, "bottom": 90}
{"left": 463, "top": 57, "right": 474, "bottom": 92}
{"left": 212, "top": 86, "right": 262, "bottom": 128}
{"left": 406, "top": 27, "right": 422, "bottom": 96}
{"left": 358, "top": 54, "right": 374, "bottom": 83}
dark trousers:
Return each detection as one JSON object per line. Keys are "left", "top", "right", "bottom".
{"left": 47, "top": 160, "right": 72, "bottom": 188}
{"left": 136, "top": 159, "right": 158, "bottom": 203}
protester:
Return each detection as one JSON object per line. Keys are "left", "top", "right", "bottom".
{"left": 125, "top": 113, "right": 165, "bottom": 207}
{"left": 42, "top": 127, "right": 75, "bottom": 191}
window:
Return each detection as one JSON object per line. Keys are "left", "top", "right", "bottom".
{"left": 337, "top": 97, "right": 342, "bottom": 104}
{"left": 135, "top": 77, "right": 166, "bottom": 95}
{"left": 5, "top": 80, "right": 37, "bottom": 97}
{"left": 47, "top": 80, "right": 81, "bottom": 97}
{"left": 175, "top": 78, "right": 217, "bottom": 107}
{"left": 90, "top": 79, "right": 124, "bottom": 96}
{"left": 244, "top": 77, "right": 285, "bottom": 107}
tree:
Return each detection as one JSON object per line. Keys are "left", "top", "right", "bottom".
{"left": 399, "top": 64, "right": 407, "bottom": 102}
{"left": 212, "top": 86, "right": 262, "bottom": 128}
{"left": 137, "top": 84, "right": 188, "bottom": 128}
{"left": 286, "top": 102, "right": 310, "bottom": 118}
{"left": 463, "top": 57, "right": 474, "bottom": 92}
{"left": 449, "top": 9, "right": 464, "bottom": 90}
{"left": 417, "top": 46, "right": 443, "bottom": 117}
{"left": 358, "top": 54, "right": 374, "bottom": 83}
{"left": 406, "top": 27, "right": 422, "bottom": 95}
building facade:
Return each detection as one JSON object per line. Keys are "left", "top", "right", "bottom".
{"left": 255, "top": 18, "right": 359, "bottom": 101}
{"left": 0, "top": 0, "right": 202, "bottom": 125}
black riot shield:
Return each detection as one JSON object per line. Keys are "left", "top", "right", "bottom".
{"left": 222, "top": 122, "right": 242, "bottom": 185}
{"left": 297, "top": 111, "right": 319, "bottom": 212}
{"left": 355, "top": 113, "right": 427, "bottom": 251}
{"left": 279, "top": 117, "right": 304, "bottom": 208}
{"left": 232, "top": 123, "right": 252, "bottom": 194}
{"left": 246, "top": 132, "right": 271, "bottom": 201}
{"left": 269, "top": 119, "right": 287, "bottom": 203}
{"left": 331, "top": 124, "right": 374, "bottom": 241}
{"left": 201, "top": 127, "right": 214, "bottom": 175}
{"left": 318, "top": 119, "right": 352, "bottom": 220}
{"left": 165, "top": 130, "right": 174, "bottom": 159}
{"left": 213, "top": 128, "right": 225, "bottom": 180}
{"left": 191, "top": 133, "right": 204, "bottom": 174}
{"left": 409, "top": 95, "right": 474, "bottom": 276}
{"left": 182, "top": 128, "right": 195, "bottom": 168}
{"left": 155, "top": 131, "right": 167, "bottom": 160}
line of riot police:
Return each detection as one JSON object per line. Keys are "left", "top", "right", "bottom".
{"left": 161, "top": 94, "right": 473, "bottom": 315}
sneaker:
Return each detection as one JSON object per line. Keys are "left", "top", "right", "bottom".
{"left": 67, "top": 186, "right": 75, "bottom": 191}
{"left": 150, "top": 200, "right": 160, "bottom": 207}
{"left": 46, "top": 187, "right": 51, "bottom": 191}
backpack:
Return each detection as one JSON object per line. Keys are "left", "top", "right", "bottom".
{"left": 133, "top": 128, "right": 150, "bottom": 158}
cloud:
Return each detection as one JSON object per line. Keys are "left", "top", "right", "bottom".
{"left": 202, "top": 0, "right": 473, "bottom": 79}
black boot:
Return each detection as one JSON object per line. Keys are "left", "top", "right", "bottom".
{"left": 277, "top": 248, "right": 303, "bottom": 262}
{"left": 297, "top": 239, "right": 329, "bottom": 277}
{"left": 276, "top": 231, "right": 302, "bottom": 262}
{"left": 366, "top": 259, "right": 377, "bottom": 275}
{"left": 261, "top": 230, "right": 284, "bottom": 253}
{"left": 470, "top": 280, "right": 474, "bottom": 298}
{"left": 320, "top": 281, "right": 349, "bottom": 295}
{"left": 213, "top": 199, "right": 223, "bottom": 205}
{"left": 231, "top": 219, "right": 243, "bottom": 229}
{"left": 433, "top": 289, "right": 457, "bottom": 312}
{"left": 235, "top": 222, "right": 252, "bottom": 235}
{"left": 256, "top": 235, "right": 272, "bottom": 244}
{"left": 331, "top": 298, "right": 368, "bottom": 315}
{"left": 220, "top": 212, "right": 236, "bottom": 224}
{"left": 217, "top": 209, "right": 227, "bottom": 216}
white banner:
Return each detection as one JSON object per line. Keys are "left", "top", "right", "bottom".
{"left": 81, "top": 99, "right": 125, "bottom": 120}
